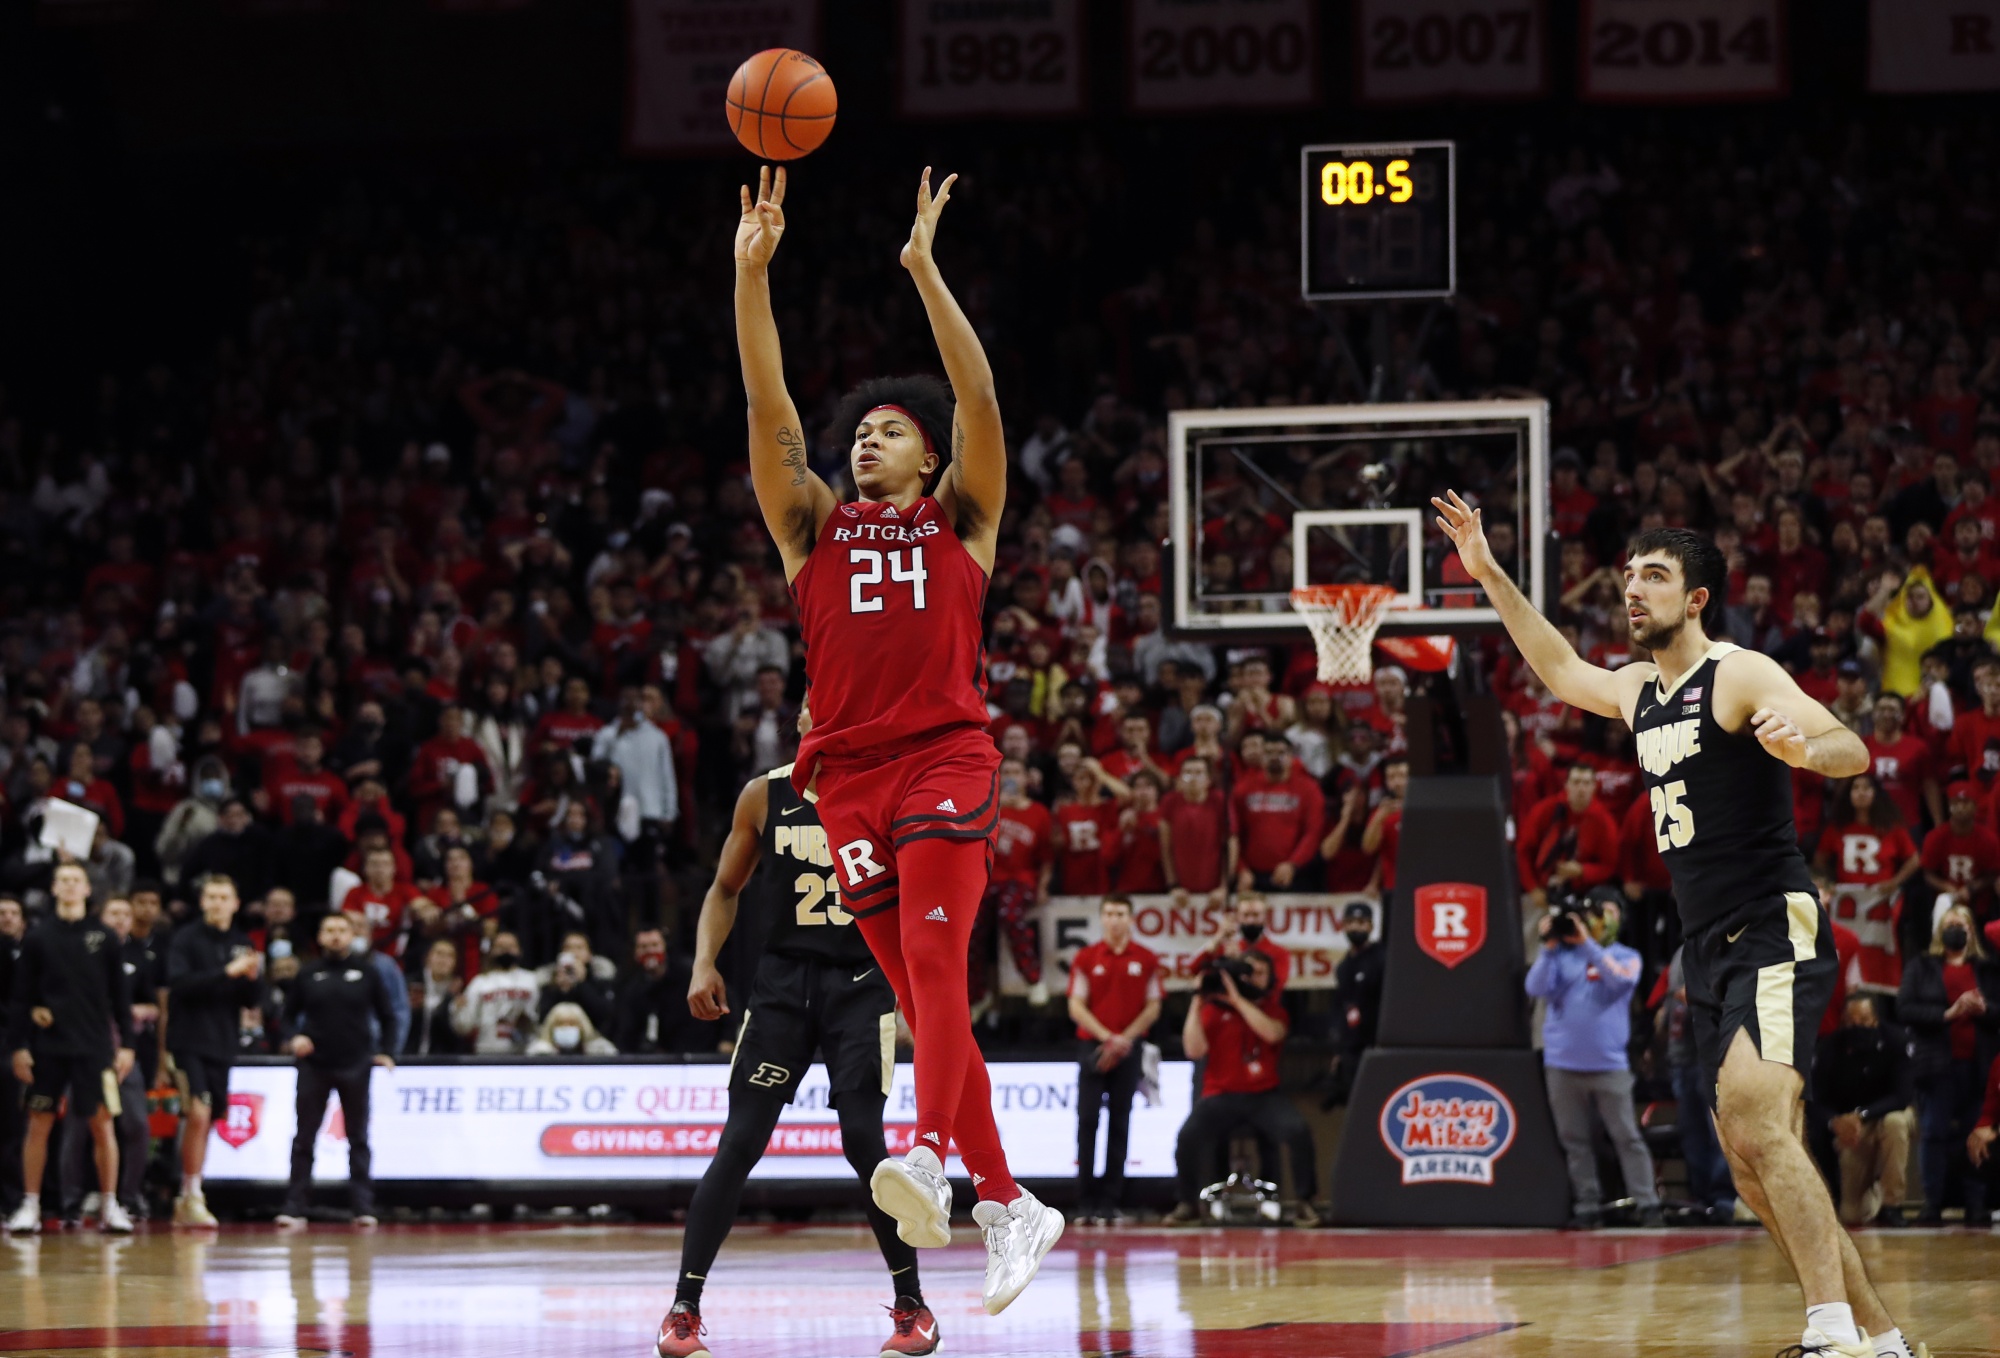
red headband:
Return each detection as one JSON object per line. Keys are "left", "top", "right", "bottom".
{"left": 863, "top": 404, "right": 938, "bottom": 463}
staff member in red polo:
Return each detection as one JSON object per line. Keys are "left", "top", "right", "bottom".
{"left": 1066, "top": 895, "right": 1162, "bottom": 1226}
{"left": 1230, "top": 741, "right": 1323, "bottom": 892}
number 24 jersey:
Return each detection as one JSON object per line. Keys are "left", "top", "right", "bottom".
{"left": 792, "top": 496, "right": 991, "bottom": 779}
{"left": 1633, "top": 642, "right": 1814, "bottom": 933}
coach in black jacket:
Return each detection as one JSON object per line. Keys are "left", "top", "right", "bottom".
{"left": 275, "top": 913, "right": 398, "bottom": 1226}
{"left": 165, "top": 874, "right": 262, "bottom": 1228}
{"left": 4, "top": 863, "right": 134, "bottom": 1234}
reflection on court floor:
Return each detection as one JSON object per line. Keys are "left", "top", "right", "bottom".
{"left": 2, "top": 1225, "right": 1997, "bottom": 1357}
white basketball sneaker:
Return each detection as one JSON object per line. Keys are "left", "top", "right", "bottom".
{"left": 5, "top": 1196, "right": 42, "bottom": 1235}
{"left": 99, "top": 1198, "right": 134, "bottom": 1235}
{"left": 870, "top": 1145, "right": 952, "bottom": 1248}
{"left": 970, "top": 1189, "right": 1064, "bottom": 1315}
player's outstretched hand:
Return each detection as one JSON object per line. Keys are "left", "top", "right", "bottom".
{"left": 1430, "top": 490, "right": 1498, "bottom": 580}
{"left": 900, "top": 166, "right": 957, "bottom": 274}
{"left": 736, "top": 165, "right": 788, "bottom": 271}
{"left": 1752, "top": 707, "right": 1810, "bottom": 767}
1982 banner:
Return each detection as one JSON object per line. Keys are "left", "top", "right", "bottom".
{"left": 898, "top": 0, "right": 1085, "bottom": 117}
{"left": 204, "top": 1059, "right": 1194, "bottom": 1183}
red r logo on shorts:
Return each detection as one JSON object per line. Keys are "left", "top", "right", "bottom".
{"left": 836, "top": 839, "right": 887, "bottom": 886}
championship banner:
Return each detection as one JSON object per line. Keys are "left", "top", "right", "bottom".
{"left": 1127, "top": 0, "right": 1317, "bottom": 113}
{"left": 627, "top": 0, "right": 819, "bottom": 154}
{"left": 36, "top": 0, "right": 147, "bottom": 18}
{"left": 203, "top": 1059, "right": 1195, "bottom": 1184}
{"left": 1869, "top": 0, "right": 2000, "bottom": 93}
{"left": 998, "top": 892, "right": 1378, "bottom": 995}
{"left": 1352, "top": 0, "right": 1548, "bottom": 105}
{"left": 898, "top": 0, "right": 1085, "bottom": 119}
{"left": 1579, "top": 0, "right": 1786, "bottom": 103}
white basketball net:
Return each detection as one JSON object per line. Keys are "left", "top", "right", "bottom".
{"left": 1291, "top": 585, "right": 1395, "bottom": 684}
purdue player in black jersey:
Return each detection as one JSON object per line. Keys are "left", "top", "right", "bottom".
{"left": 657, "top": 708, "right": 936, "bottom": 1358}
{"left": 1435, "top": 498, "right": 1925, "bottom": 1358}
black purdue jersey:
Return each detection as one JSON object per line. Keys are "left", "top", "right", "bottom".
{"left": 1633, "top": 642, "right": 1815, "bottom": 933}
{"left": 758, "top": 765, "right": 873, "bottom": 967}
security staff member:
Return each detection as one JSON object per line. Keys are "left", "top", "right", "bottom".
{"left": 1325, "top": 901, "right": 1383, "bottom": 1108}
{"left": 165, "top": 873, "right": 262, "bottom": 1228}
{"left": 4, "top": 863, "right": 135, "bottom": 1235}
{"left": 59, "top": 896, "right": 153, "bottom": 1224}
{"left": 275, "top": 913, "right": 400, "bottom": 1227}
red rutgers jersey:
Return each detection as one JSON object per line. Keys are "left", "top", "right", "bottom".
{"left": 792, "top": 497, "right": 990, "bottom": 785}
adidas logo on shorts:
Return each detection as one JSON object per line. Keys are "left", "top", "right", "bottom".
{"left": 924, "top": 906, "right": 949, "bottom": 922}
{"left": 936, "top": 798, "right": 957, "bottom": 812}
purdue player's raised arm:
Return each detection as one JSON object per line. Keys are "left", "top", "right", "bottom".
{"left": 1715, "top": 648, "right": 1870, "bottom": 778}
{"left": 687, "top": 774, "right": 771, "bottom": 1021}
{"left": 736, "top": 166, "right": 838, "bottom": 580}
{"left": 1432, "top": 491, "right": 1641, "bottom": 722}
{"left": 901, "top": 168, "right": 1005, "bottom": 569}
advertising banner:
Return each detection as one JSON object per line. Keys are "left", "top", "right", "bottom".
{"left": 1352, "top": 0, "right": 1548, "bottom": 104}
{"left": 204, "top": 1059, "right": 1194, "bottom": 1183}
{"left": 1868, "top": 0, "right": 2000, "bottom": 93}
{"left": 627, "top": 0, "right": 819, "bottom": 154}
{"left": 1127, "top": 0, "right": 1317, "bottom": 113}
{"left": 898, "top": 0, "right": 1086, "bottom": 118}
{"left": 1578, "top": 0, "right": 1786, "bottom": 102}
{"left": 998, "top": 892, "right": 1378, "bottom": 995}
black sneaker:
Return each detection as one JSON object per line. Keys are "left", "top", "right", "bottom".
{"left": 1872, "top": 1205, "right": 1907, "bottom": 1228}
{"left": 1637, "top": 1205, "right": 1666, "bottom": 1228}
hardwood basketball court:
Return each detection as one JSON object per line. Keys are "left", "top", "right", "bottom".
{"left": 3, "top": 1223, "right": 1996, "bottom": 1357}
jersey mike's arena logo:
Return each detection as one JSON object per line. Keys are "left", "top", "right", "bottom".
{"left": 1378, "top": 1074, "right": 1516, "bottom": 1185}
{"left": 1412, "top": 882, "right": 1486, "bottom": 969}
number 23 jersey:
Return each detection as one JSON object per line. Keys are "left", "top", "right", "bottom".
{"left": 792, "top": 496, "right": 991, "bottom": 780}
{"left": 759, "top": 764, "right": 872, "bottom": 967}
{"left": 1632, "top": 642, "right": 1814, "bottom": 932}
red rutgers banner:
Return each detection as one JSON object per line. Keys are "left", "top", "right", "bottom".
{"left": 1413, "top": 882, "right": 1487, "bottom": 970}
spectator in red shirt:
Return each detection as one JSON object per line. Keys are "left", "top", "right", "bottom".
{"left": 1161, "top": 755, "right": 1231, "bottom": 906}
{"left": 1051, "top": 760, "right": 1122, "bottom": 897}
{"left": 1099, "top": 713, "right": 1170, "bottom": 787}
{"left": 1517, "top": 765, "right": 1621, "bottom": 912}
{"left": 1967, "top": 1053, "right": 2000, "bottom": 1204}
{"left": 1167, "top": 949, "right": 1319, "bottom": 1225}
{"left": 1924, "top": 781, "right": 2000, "bottom": 930}
{"left": 1580, "top": 722, "right": 1643, "bottom": 822}
{"left": 532, "top": 675, "right": 605, "bottom": 755}
{"left": 1868, "top": 692, "right": 1943, "bottom": 831}
{"left": 1230, "top": 742, "right": 1324, "bottom": 892}
{"left": 1818, "top": 774, "right": 1923, "bottom": 989}
{"left": 55, "top": 741, "right": 125, "bottom": 841}
{"left": 264, "top": 729, "right": 350, "bottom": 827}
{"left": 1549, "top": 448, "right": 1596, "bottom": 540}
{"left": 425, "top": 842, "right": 501, "bottom": 977}
{"left": 407, "top": 706, "right": 492, "bottom": 832}
{"left": 1067, "top": 895, "right": 1163, "bottom": 1224}
{"left": 340, "top": 844, "right": 436, "bottom": 966}
{"left": 1112, "top": 772, "right": 1168, "bottom": 896}
{"left": 985, "top": 757, "right": 1053, "bottom": 1005}
{"left": 1360, "top": 756, "right": 1409, "bottom": 902}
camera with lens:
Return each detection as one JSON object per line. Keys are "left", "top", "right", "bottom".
{"left": 1198, "top": 951, "right": 1268, "bottom": 1002}
{"left": 1545, "top": 903, "right": 1592, "bottom": 944}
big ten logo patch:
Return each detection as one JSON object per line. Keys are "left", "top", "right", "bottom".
{"left": 216, "top": 1092, "right": 265, "bottom": 1149}
{"left": 1412, "top": 882, "right": 1486, "bottom": 969}
{"left": 1378, "top": 1074, "right": 1516, "bottom": 1185}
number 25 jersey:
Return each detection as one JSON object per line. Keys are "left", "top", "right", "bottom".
{"left": 792, "top": 496, "right": 991, "bottom": 783}
{"left": 1633, "top": 642, "right": 1814, "bottom": 933}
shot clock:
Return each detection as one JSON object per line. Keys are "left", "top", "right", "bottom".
{"left": 1301, "top": 141, "right": 1455, "bottom": 301}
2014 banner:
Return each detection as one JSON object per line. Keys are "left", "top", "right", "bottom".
{"left": 998, "top": 892, "right": 1379, "bottom": 995}
{"left": 1352, "top": 0, "right": 1548, "bottom": 104}
{"left": 898, "top": 0, "right": 1085, "bottom": 118}
{"left": 1127, "top": 0, "right": 1317, "bottom": 113}
{"left": 1868, "top": 0, "right": 2000, "bottom": 93}
{"left": 1578, "top": 0, "right": 1786, "bottom": 102}
{"left": 204, "top": 1059, "right": 1194, "bottom": 1183}
{"left": 627, "top": 0, "right": 819, "bottom": 154}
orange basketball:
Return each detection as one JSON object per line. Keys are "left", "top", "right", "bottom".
{"left": 726, "top": 48, "right": 837, "bottom": 161}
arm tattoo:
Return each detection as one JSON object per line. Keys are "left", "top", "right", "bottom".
{"left": 777, "top": 426, "right": 807, "bottom": 487}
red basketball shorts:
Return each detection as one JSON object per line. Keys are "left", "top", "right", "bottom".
{"left": 811, "top": 727, "right": 1001, "bottom": 920}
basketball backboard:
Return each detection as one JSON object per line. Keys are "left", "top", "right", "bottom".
{"left": 1167, "top": 399, "right": 1548, "bottom": 638}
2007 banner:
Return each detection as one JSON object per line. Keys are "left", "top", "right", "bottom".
{"left": 204, "top": 1059, "right": 1194, "bottom": 1184}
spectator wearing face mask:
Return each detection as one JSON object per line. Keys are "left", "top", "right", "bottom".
{"left": 154, "top": 758, "right": 230, "bottom": 890}
{"left": 338, "top": 906, "right": 411, "bottom": 1058}
{"left": 1191, "top": 893, "right": 1291, "bottom": 991}
{"left": 274, "top": 912, "right": 399, "bottom": 1228}
{"left": 450, "top": 932, "right": 539, "bottom": 1054}
{"left": 528, "top": 1000, "right": 618, "bottom": 1056}
{"left": 1812, "top": 995, "right": 1916, "bottom": 1227}
{"left": 611, "top": 928, "right": 720, "bottom": 1055}
{"left": 1898, "top": 905, "right": 2000, "bottom": 1225}
{"left": 1324, "top": 902, "right": 1383, "bottom": 1109}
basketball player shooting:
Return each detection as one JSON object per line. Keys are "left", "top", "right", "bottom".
{"left": 734, "top": 164, "right": 1062, "bottom": 1316}
{"left": 1433, "top": 494, "right": 1925, "bottom": 1358}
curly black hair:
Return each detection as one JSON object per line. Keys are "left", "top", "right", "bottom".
{"left": 828, "top": 374, "right": 956, "bottom": 490}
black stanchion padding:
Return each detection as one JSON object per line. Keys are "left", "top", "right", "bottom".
{"left": 1328, "top": 1047, "right": 1569, "bottom": 1227}
{"left": 1462, "top": 695, "right": 1508, "bottom": 779}
{"left": 1379, "top": 775, "right": 1527, "bottom": 1049}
